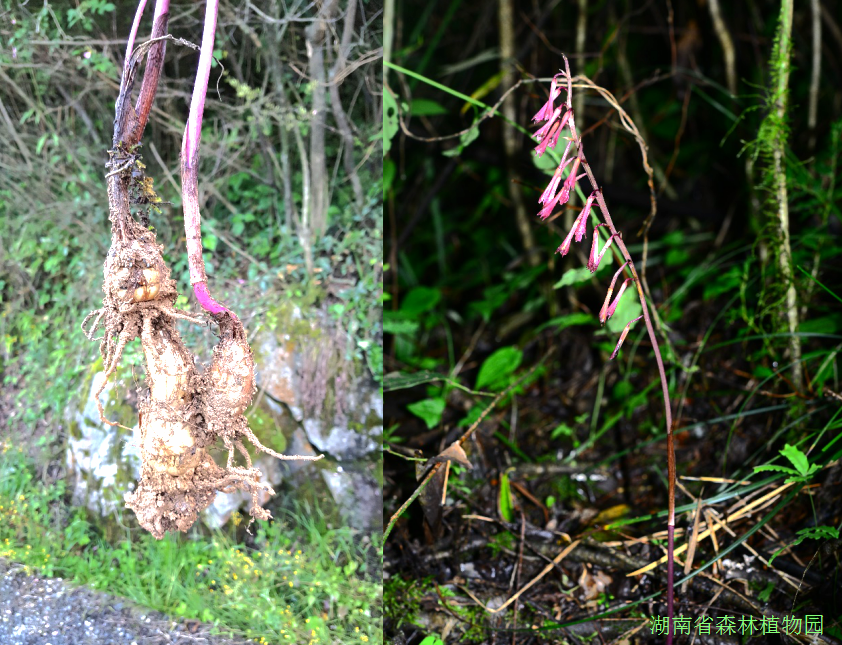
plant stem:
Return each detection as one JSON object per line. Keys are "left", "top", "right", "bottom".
{"left": 180, "top": 0, "right": 237, "bottom": 326}
{"left": 770, "top": 0, "right": 800, "bottom": 390}
{"left": 577, "top": 143, "right": 675, "bottom": 643}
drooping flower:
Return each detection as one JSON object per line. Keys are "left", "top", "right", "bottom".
{"left": 535, "top": 107, "right": 563, "bottom": 141}
{"left": 575, "top": 190, "right": 599, "bottom": 242}
{"left": 534, "top": 121, "right": 561, "bottom": 157}
{"left": 538, "top": 190, "right": 563, "bottom": 221}
{"left": 599, "top": 261, "right": 631, "bottom": 325}
{"left": 539, "top": 141, "right": 574, "bottom": 205}
{"left": 555, "top": 206, "right": 591, "bottom": 256}
{"left": 532, "top": 78, "right": 563, "bottom": 123}
{"left": 588, "top": 223, "right": 620, "bottom": 273}
{"left": 602, "top": 278, "right": 633, "bottom": 324}
{"left": 610, "top": 315, "right": 643, "bottom": 360}
{"left": 556, "top": 155, "right": 581, "bottom": 207}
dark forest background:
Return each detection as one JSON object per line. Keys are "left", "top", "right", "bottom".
{"left": 384, "top": 0, "right": 842, "bottom": 643}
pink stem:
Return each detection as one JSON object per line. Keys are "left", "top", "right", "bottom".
{"left": 180, "top": 0, "right": 234, "bottom": 322}
{"left": 124, "top": 0, "right": 149, "bottom": 69}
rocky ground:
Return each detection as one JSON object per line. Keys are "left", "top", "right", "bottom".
{"left": 0, "top": 560, "right": 254, "bottom": 645}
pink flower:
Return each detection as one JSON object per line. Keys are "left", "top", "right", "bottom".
{"left": 534, "top": 110, "right": 571, "bottom": 156}
{"left": 610, "top": 315, "right": 644, "bottom": 360}
{"left": 603, "top": 278, "right": 633, "bottom": 324}
{"left": 575, "top": 191, "right": 598, "bottom": 242}
{"left": 556, "top": 207, "right": 589, "bottom": 256}
{"left": 532, "top": 78, "right": 563, "bottom": 123}
{"left": 588, "top": 224, "right": 620, "bottom": 273}
{"left": 599, "top": 261, "right": 631, "bottom": 325}
{"left": 556, "top": 156, "right": 581, "bottom": 207}
{"left": 538, "top": 141, "right": 573, "bottom": 205}
{"left": 534, "top": 121, "right": 561, "bottom": 157}
{"left": 555, "top": 215, "right": 579, "bottom": 256}
{"left": 535, "top": 107, "right": 562, "bottom": 141}
{"left": 538, "top": 190, "right": 562, "bottom": 221}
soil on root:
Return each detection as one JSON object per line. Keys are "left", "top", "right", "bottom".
{"left": 84, "top": 161, "right": 313, "bottom": 538}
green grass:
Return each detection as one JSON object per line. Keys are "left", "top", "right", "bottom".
{"left": 0, "top": 442, "right": 382, "bottom": 645}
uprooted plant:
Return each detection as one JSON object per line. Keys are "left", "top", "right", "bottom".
{"left": 81, "top": 0, "right": 322, "bottom": 540}
{"left": 531, "top": 56, "right": 677, "bottom": 640}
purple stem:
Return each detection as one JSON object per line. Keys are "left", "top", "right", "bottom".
{"left": 180, "top": 0, "right": 235, "bottom": 322}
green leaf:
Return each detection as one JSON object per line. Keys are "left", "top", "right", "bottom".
{"left": 400, "top": 286, "right": 441, "bottom": 318}
{"left": 407, "top": 397, "right": 446, "bottom": 430}
{"left": 550, "top": 423, "right": 574, "bottom": 440}
{"left": 533, "top": 312, "right": 596, "bottom": 334}
{"left": 606, "top": 294, "right": 642, "bottom": 334}
{"left": 532, "top": 147, "right": 559, "bottom": 175}
{"left": 780, "top": 443, "right": 811, "bottom": 477}
{"left": 203, "top": 233, "right": 218, "bottom": 251}
{"left": 457, "top": 405, "right": 483, "bottom": 428}
{"left": 498, "top": 470, "right": 514, "bottom": 522}
{"left": 419, "top": 636, "right": 445, "bottom": 645}
{"left": 476, "top": 346, "right": 522, "bottom": 391}
{"left": 384, "top": 158, "right": 396, "bottom": 195}
{"left": 442, "top": 124, "right": 479, "bottom": 157}
{"left": 752, "top": 464, "right": 799, "bottom": 477}
{"left": 383, "top": 318, "right": 419, "bottom": 335}
{"left": 554, "top": 267, "right": 594, "bottom": 288}
{"left": 769, "top": 525, "right": 840, "bottom": 563}
{"left": 410, "top": 98, "right": 448, "bottom": 116}
{"left": 384, "top": 89, "right": 399, "bottom": 156}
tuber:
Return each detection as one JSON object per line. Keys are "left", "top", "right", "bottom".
{"left": 82, "top": 0, "right": 322, "bottom": 540}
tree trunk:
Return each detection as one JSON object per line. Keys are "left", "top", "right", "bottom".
{"left": 306, "top": 0, "right": 340, "bottom": 235}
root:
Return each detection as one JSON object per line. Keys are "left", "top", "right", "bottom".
{"left": 81, "top": 308, "right": 106, "bottom": 340}
{"left": 238, "top": 423, "right": 324, "bottom": 462}
{"left": 95, "top": 320, "right": 139, "bottom": 428}
{"left": 234, "top": 439, "right": 252, "bottom": 468}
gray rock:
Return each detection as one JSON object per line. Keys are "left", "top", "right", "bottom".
{"left": 303, "top": 418, "right": 380, "bottom": 461}
{"left": 322, "top": 467, "right": 382, "bottom": 531}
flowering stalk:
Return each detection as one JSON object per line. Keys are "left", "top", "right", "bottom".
{"left": 531, "top": 55, "right": 676, "bottom": 641}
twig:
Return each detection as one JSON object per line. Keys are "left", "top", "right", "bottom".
{"left": 383, "top": 346, "right": 557, "bottom": 541}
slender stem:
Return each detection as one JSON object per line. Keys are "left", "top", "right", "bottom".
{"left": 180, "top": 0, "right": 237, "bottom": 324}
{"left": 574, "top": 112, "right": 675, "bottom": 642}
{"left": 125, "top": 0, "right": 149, "bottom": 67}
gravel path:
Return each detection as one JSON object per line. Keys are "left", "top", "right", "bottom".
{"left": 0, "top": 560, "right": 255, "bottom": 645}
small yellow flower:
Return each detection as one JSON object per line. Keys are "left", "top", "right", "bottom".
{"left": 288, "top": 581, "right": 293, "bottom": 587}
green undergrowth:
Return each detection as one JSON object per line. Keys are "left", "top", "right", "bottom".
{"left": 0, "top": 442, "right": 382, "bottom": 645}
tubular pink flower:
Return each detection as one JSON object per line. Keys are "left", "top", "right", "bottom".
{"left": 610, "top": 315, "right": 644, "bottom": 360}
{"left": 538, "top": 190, "right": 563, "bottom": 221}
{"left": 532, "top": 78, "right": 563, "bottom": 123}
{"left": 599, "top": 261, "right": 631, "bottom": 324}
{"left": 535, "top": 107, "right": 562, "bottom": 141}
{"left": 575, "top": 191, "right": 598, "bottom": 242}
{"left": 556, "top": 155, "right": 581, "bottom": 207}
{"left": 603, "top": 278, "right": 633, "bottom": 324}
{"left": 555, "top": 219, "right": 578, "bottom": 256}
{"left": 588, "top": 225, "right": 620, "bottom": 273}
{"left": 539, "top": 142, "right": 574, "bottom": 205}
{"left": 534, "top": 121, "right": 561, "bottom": 157}
{"left": 555, "top": 208, "right": 589, "bottom": 256}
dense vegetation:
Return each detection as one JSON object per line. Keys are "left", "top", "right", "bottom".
{"left": 384, "top": 1, "right": 841, "bottom": 643}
